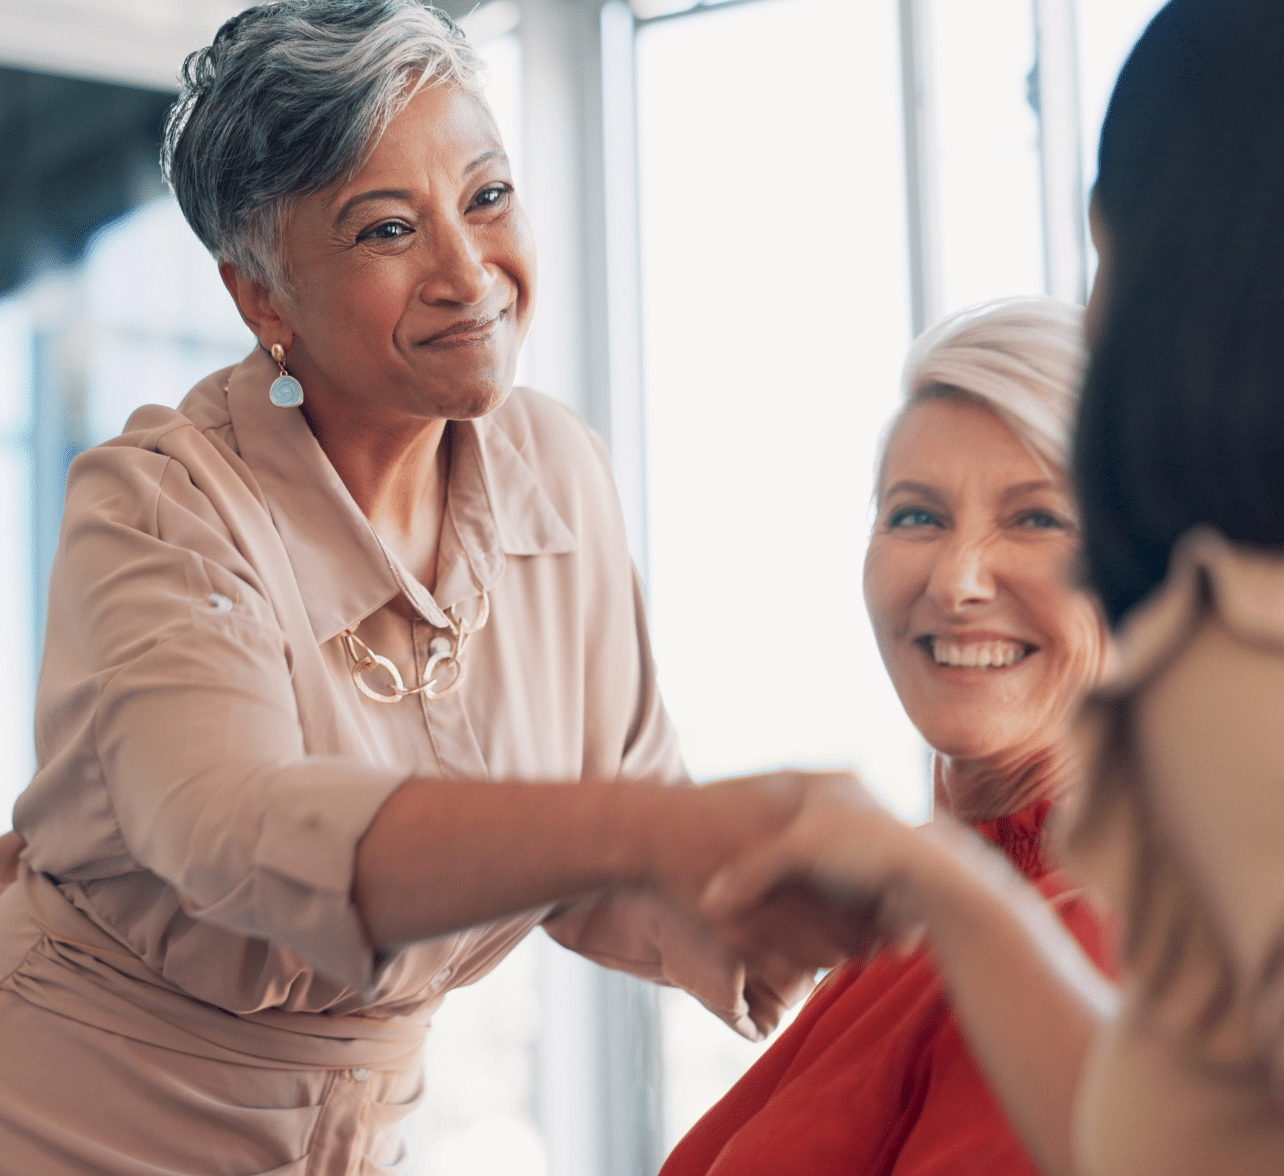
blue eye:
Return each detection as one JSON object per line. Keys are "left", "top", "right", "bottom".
{"left": 888, "top": 507, "right": 940, "bottom": 529}
{"left": 1017, "top": 511, "right": 1066, "bottom": 530}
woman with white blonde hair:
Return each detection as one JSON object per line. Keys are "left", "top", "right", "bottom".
{"left": 662, "top": 296, "right": 1114, "bottom": 1176}
{"left": 703, "top": 5, "right": 1284, "bottom": 1172}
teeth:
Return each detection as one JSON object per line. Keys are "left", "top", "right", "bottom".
{"left": 929, "top": 638, "right": 1029, "bottom": 669}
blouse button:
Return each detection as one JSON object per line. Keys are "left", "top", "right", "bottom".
{"left": 431, "top": 967, "right": 453, "bottom": 990}
{"left": 207, "top": 593, "right": 233, "bottom": 612}
{"left": 352, "top": 1068, "right": 371, "bottom": 1082}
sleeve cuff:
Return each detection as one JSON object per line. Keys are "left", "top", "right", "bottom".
{"left": 250, "top": 759, "right": 412, "bottom": 988}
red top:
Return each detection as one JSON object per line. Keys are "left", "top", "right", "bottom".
{"left": 660, "top": 799, "right": 1117, "bottom": 1176}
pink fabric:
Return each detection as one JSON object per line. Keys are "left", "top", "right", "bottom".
{"left": 0, "top": 348, "right": 742, "bottom": 1174}
{"left": 1068, "top": 529, "right": 1284, "bottom": 1175}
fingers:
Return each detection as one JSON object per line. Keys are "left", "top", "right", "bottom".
{"left": 700, "top": 839, "right": 801, "bottom": 923}
{"left": 742, "top": 974, "right": 789, "bottom": 1040}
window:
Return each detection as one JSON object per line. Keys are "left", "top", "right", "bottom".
{"left": 634, "top": 0, "right": 923, "bottom": 1144}
{"left": 633, "top": 0, "right": 1169, "bottom": 1150}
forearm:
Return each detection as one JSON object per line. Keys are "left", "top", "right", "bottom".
{"left": 353, "top": 775, "right": 799, "bottom": 950}
{"left": 915, "top": 821, "right": 1118, "bottom": 1176}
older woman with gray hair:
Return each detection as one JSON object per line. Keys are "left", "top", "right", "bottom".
{"left": 0, "top": 2, "right": 822, "bottom": 1171}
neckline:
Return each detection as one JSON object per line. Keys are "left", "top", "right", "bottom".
{"left": 973, "top": 795, "right": 1058, "bottom": 881}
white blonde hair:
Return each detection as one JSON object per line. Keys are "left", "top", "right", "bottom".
{"left": 875, "top": 296, "right": 1086, "bottom": 499}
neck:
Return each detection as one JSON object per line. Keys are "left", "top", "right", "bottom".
{"left": 933, "top": 740, "right": 1071, "bottom": 824}
{"left": 304, "top": 405, "right": 451, "bottom": 591}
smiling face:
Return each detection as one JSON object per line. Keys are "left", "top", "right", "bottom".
{"left": 270, "top": 79, "right": 536, "bottom": 425}
{"left": 864, "top": 396, "right": 1106, "bottom": 764}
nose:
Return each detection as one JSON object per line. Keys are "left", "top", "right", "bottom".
{"left": 925, "top": 530, "right": 998, "bottom": 612}
{"left": 419, "top": 216, "right": 494, "bottom": 307}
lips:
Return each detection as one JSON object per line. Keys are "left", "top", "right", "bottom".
{"left": 420, "top": 309, "right": 505, "bottom": 348}
{"left": 918, "top": 635, "right": 1034, "bottom": 669}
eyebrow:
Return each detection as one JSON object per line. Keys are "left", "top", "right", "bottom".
{"left": 882, "top": 480, "right": 946, "bottom": 505}
{"left": 464, "top": 148, "right": 508, "bottom": 176}
{"left": 333, "top": 188, "right": 415, "bottom": 226}
{"left": 331, "top": 150, "right": 510, "bottom": 226}
{"left": 999, "top": 479, "right": 1063, "bottom": 502}
{"left": 881, "top": 478, "right": 1066, "bottom": 505}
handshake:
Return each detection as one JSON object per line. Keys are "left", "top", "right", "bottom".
{"left": 0, "top": 773, "right": 950, "bottom": 1044}
{"left": 635, "top": 770, "right": 937, "bottom": 1040}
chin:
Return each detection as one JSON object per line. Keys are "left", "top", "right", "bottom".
{"left": 928, "top": 736, "right": 1006, "bottom": 761}
{"left": 431, "top": 380, "right": 513, "bottom": 421}
{"left": 912, "top": 714, "right": 1017, "bottom": 761}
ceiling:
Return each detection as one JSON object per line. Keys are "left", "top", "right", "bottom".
{"left": 0, "top": 0, "right": 256, "bottom": 92}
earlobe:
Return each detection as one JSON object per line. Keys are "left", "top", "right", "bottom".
{"left": 219, "top": 261, "right": 295, "bottom": 351}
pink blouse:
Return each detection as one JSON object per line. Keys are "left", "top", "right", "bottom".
{"left": 1069, "top": 529, "right": 1284, "bottom": 1174}
{"left": 0, "top": 348, "right": 757, "bottom": 1175}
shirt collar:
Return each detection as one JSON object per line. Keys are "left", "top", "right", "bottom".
{"left": 223, "top": 347, "right": 576, "bottom": 643}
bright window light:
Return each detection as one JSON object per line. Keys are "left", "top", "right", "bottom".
{"left": 931, "top": 0, "right": 1044, "bottom": 314}
{"left": 1077, "top": 0, "right": 1168, "bottom": 287}
{"left": 636, "top": 0, "right": 926, "bottom": 1147}
{"left": 0, "top": 298, "right": 32, "bottom": 824}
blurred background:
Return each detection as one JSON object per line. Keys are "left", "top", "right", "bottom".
{"left": 0, "top": 0, "right": 1165, "bottom": 1172}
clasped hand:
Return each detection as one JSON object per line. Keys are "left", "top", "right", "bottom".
{"left": 666, "top": 771, "right": 931, "bottom": 1002}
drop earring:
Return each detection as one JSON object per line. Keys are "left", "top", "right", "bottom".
{"left": 268, "top": 343, "right": 304, "bottom": 408}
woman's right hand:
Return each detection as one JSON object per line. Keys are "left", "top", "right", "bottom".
{"left": 697, "top": 773, "right": 932, "bottom": 966}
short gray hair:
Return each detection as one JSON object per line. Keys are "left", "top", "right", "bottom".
{"left": 162, "top": 0, "right": 486, "bottom": 293}
{"left": 875, "top": 296, "right": 1086, "bottom": 499}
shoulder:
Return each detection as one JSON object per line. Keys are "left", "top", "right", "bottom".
{"left": 479, "top": 386, "right": 623, "bottom": 546}
{"left": 1071, "top": 532, "right": 1284, "bottom": 1002}
{"left": 486, "top": 386, "right": 612, "bottom": 477}
{"left": 59, "top": 375, "right": 267, "bottom": 597}
{"left": 1094, "top": 528, "right": 1284, "bottom": 699}
{"left": 1072, "top": 528, "right": 1284, "bottom": 850}
{"left": 1081, "top": 528, "right": 1284, "bottom": 811}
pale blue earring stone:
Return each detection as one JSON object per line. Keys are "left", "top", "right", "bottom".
{"left": 269, "top": 373, "right": 304, "bottom": 408}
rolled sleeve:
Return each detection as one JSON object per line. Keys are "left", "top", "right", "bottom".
{"left": 93, "top": 615, "right": 408, "bottom": 989}
{"left": 15, "top": 445, "right": 414, "bottom": 993}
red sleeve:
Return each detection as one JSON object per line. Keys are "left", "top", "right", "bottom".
{"left": 659, "top": 964, "right": 864, "bottom": 1176}
{"left": 889, "top": 1017, "right": 1043, "bottom": 1176}
{"left": 890, "top": 869, "right": 1118, "bottom": 1176}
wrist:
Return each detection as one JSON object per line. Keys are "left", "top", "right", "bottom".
{"left": 912, "top": 815, "right": 1021, "bottom": 938}
{"left": 630, "top": 773, "right": 807, "bottom": 895}
{"left": 610, "top": 781, "right": 703, "bottom": 890}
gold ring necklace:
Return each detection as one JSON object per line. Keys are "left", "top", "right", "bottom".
{"left": 342, "top": 592, "right": 489, "bottom": 704}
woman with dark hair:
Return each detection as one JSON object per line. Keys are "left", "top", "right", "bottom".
{"left": 702, "top": 3, "right": 1284, "bottom": 1173}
